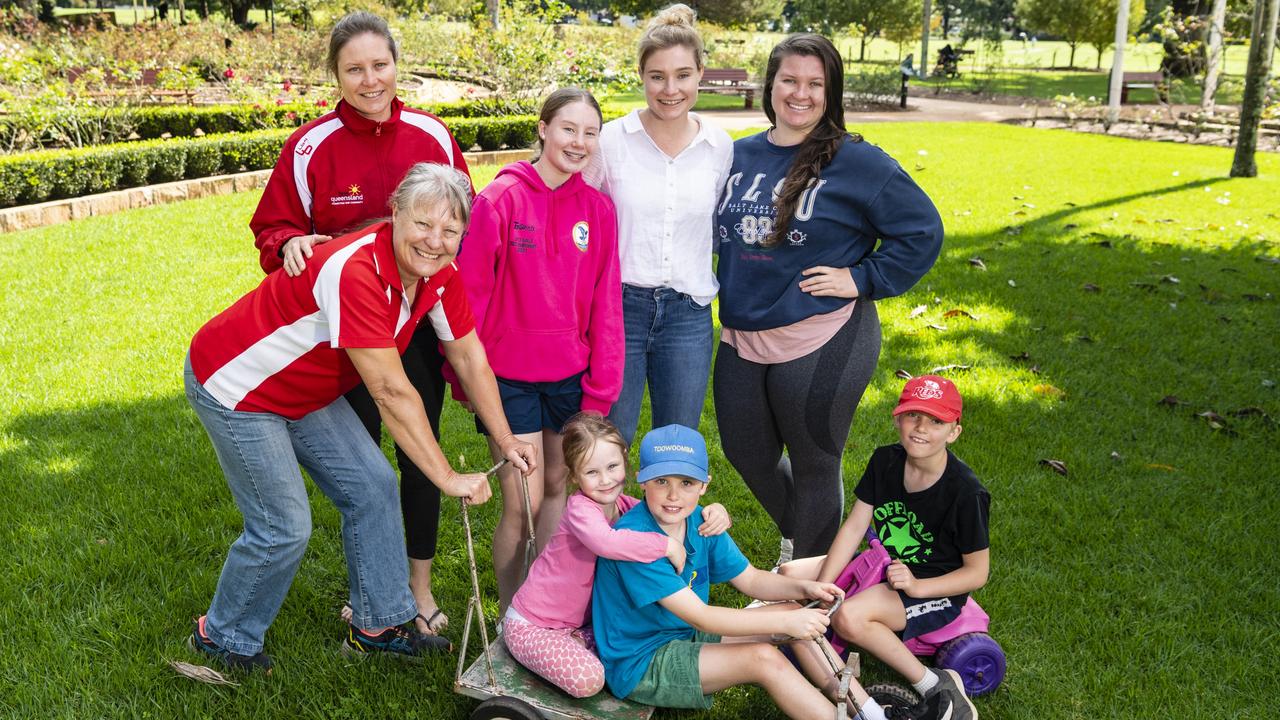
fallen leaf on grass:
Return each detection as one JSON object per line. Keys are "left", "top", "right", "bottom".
{"left": 1064, "top": 201, "right": 1077, "bottom": 207}
{"left": 169, "top": 660, "right": 240, "bottom": 686}
{"left": 1109, "top": 451, "right": 1122, "bottom": 461}
{"left": 1033, "top": 383, "right": 1066, "bottom": 399}
{"left": 1129, "top": 281, "right": 1158, "bottom": 291}
{"left": 1038, "top": 459, "right": 1068, "bottom": 475}
{"left": 1263, "top": 379, "right": 1276, "bottom": 388}
{"left": 968, "top": 257, "right": 988, "bottom": 270}
{"left": 1231, "top": 407, "right": 1269, "bottom": 419}
{"left": 1145, "top": 463, "right": 1177, "bottom": 472}
{"left": 930, "top": 364, "right": 972, "bottom": 373}
{"left": 1009, "top": 351, "right": 1031, "bottom": 361}
{"left": 1158, "top": 395, "right": 1187, "bottom": 407}
{"left": 894, "top": 369, "right": 913, "bottom": 380}
{"left": 1063, "top": 223, "right": 1079, "bottom": 231}
{"left": 1161, "top": 275, "right": 1180, "bottom": 284}
{"left": 1077, "top": 334, "right": 1095, "bottom": 343}
{"left": 1012, "top": 195, "right": 1023, "bottom": 200}
{"left": 909, "top": 304, "right": 928, "bottom": 319}
{"left": 1242, "top": 293, "right": 1274, "bottom": 302}
{"left": 1029, "top": 364, "right": 1042, "bottom": 374}
{"left": 1197, "top": 410, "right": 1231, "bottom": 431}
{"left": 1007, "top": 279, "right": 1018, "bottom": 288}
{"left": 927, "top": 323, "right": 948, "bottom": 331}
{"left": 943, "top": 308, "right": 977, "bottom": 320}
{"left": 1082, "top": 283, "right": 1101, "bottom": 292}
{"left": 1004, "top": 224, "right": 1023, "bottom": 234}
{"left": 1134, "top": 217, "right": 1148, "bottom": 224}
{"left": 1155, "top": 218, "right": 1176, "bottom": 224}
{"left": 1093, "top": 239, "right": 1113, "bottom": 248}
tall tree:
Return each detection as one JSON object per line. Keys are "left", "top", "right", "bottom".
{"left": 943, "top": 0, "right": 1016, "bottom": 41}
{"left": 1231, "top": 0, "right": 1280, "bottom": 177}
{"left": 1200, "top": 0, "right": 1227, "bottom": 109}
{"left": 1016, "top": 0, "right": 1094, "bottom": 66}
{"left": 1083, "top": 0, "right": 1146, "bottom": 68}
{"left": 791, "top": 0, "right": 921, "bottom": 58}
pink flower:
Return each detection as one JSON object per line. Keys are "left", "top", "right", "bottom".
{"left": 316, "top": 99, "right": 328, "bottom": 107}
{"left": 570, "top": 64, "right": 579, "bottom": 74}
{"left": 286, "top": 111, "right": 297, "bottom": 121}
{"left": 275, "top": 98, "right": 285, "bottom": 105}
{"left": 223, "top": 67, "right": 235, "bottom": 79}
{"left": 282, "top": 80, "right": 293, "bottom": 92}
{"left": 466, "top": 86, "right": 475, "bottom": 95}
{"left": 564, "top": 49, "right": 575, "bottom": 58}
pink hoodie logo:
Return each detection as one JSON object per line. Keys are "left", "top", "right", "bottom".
{"left": 572, "top": 221, "right": 589, "bottom": 252}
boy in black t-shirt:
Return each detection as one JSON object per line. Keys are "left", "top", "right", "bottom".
{"left": 779, "top": 375, "right": 989, "bottom": 720}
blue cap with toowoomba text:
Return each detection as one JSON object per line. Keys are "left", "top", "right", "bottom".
{"left": 637, "top": 424, "right": 709, "bottom": 483}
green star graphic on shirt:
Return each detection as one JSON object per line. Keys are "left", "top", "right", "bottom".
{"left": 882, "top": 519, "right": 920, "bottom": 556}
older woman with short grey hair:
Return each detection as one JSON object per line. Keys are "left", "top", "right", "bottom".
{"left": 186, "top": 163, "right": 535, "bottom": 670}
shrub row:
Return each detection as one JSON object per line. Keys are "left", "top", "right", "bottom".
{"left": 1, "top": 99, "right": 630, "bottom": 151}
{"left": 0, "top": 107, "right": 630, "bottom": 207}
{"left": 0, "top": 130, "right": 291, "bottom": 208}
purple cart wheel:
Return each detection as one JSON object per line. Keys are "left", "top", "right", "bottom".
{"left": 934, "top": 632, "right": 1006, "bottom": 696}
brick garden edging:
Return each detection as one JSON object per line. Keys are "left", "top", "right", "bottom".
{"left": 0, "top": 147, "right": 532, "bottom": 234}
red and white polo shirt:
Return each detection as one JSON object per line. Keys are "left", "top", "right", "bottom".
{"left": 191, "top": 221, "right": 473, "bottom": 419}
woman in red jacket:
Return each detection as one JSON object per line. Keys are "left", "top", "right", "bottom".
{"left": 248, "top": 11, "right": 471, "bottom": 637}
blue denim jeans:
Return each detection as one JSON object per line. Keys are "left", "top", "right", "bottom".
{"left": 184, "top": 357, "right": 416, "bottom": 655}
{"left": 607, "top": 284, "right": 715, "bottom": 445}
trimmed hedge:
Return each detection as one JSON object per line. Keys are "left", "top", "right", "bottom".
{"left": 0, "top": 129, "right": 291, "bottom": 208}
{"left": 0, "top": 109, "right": 628, "bottom": 208}
{"left": 1, "top": 99, "right": 631, "bottom": 151}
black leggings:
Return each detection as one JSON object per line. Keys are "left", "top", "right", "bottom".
{"left": 346, "top": 322, "right": 445, "bottom": 561}
{"left": 713, "top": 300, "right": 881, "bottom": 560}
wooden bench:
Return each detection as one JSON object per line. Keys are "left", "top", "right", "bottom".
{"left": 1117, "top": 72, "right": 1169, "bottom": 104}
{"left": 699, "top": 68, "right": 755, "bottom": 109}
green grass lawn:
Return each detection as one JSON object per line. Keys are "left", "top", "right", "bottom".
{"left": 2, "top": 124, "right": 1278, "bottom": 718}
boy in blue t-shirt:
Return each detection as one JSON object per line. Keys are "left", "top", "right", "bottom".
{"left": 592, "top": 424, "right": 955, "bottom": 720}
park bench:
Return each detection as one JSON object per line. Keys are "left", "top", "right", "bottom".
{"left": 699, "top": 68, "right": 755, "bottom": 109}
{"left": 1116, "top": 72, "right": 1169, "bottom": 104}
{"left": 65, "top": 67, "right": 196, "bottom": 105}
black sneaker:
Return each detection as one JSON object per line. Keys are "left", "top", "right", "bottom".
{"left": 923, "top": 669, "right": 976, "bottom": 720}
{"left": 888, "top": 692, "right": 954, "bottom": 720}
{"left": 187, "top": 615, "right": 273, "bottom": 674}
{"left": 341, "top": 623, "right": 452, "bottom": 661}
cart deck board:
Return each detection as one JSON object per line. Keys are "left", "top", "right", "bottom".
{"left": 455, "top": 638, "right": 653, "bottom": 720}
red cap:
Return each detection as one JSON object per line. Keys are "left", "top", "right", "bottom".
{"left": 893, "top": 375, "right": 963, "bottom": 422}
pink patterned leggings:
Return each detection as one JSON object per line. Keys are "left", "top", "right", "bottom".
{"left": 503, "top": 616, "right": 605, "bottom": 698}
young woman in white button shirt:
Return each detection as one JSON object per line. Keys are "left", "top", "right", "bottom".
{"left": 587, "top": 4, "right": 734, "bottom": 445}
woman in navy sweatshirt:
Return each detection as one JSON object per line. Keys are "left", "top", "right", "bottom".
{"left": 712, "top": 34, "right": 943, "bottom": 563}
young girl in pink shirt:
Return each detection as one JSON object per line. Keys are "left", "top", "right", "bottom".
{"left": 502, "top": 413, "right": 730, "bottom": 698}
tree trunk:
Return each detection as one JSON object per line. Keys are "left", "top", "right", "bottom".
{"left": 1201, "top": 0, "right": 1227, "bottom": 111}
{"left": 860, "top": 34, "right": 868, "bottom": 62}
{"left": 1231, "top": 0, "right": 1280, "bottom": 177}
{"left": 1069, "top": 42, "right": 1077, "bottom": 68}
{"left": 1107, "top": 0, "right": 1131, "bottom": 126}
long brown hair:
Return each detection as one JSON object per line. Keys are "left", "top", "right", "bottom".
{"left": 761, "top": 34, "right": 861, "bottom": 248}
{"left": 531, "top": 87, "right": 603, "bottom": 163}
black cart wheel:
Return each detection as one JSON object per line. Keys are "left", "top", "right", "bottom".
{"left": 866, "top": 682, "right": 920, "bottom": 711}
{"left": 469, "top": 695, "right": 543, "bottom": 720}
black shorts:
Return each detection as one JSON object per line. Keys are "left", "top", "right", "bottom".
{"left": 477, "top": 372, "right": 584, "bottom": 435}
{"left": 899, "top": 591, "right": 967, "bottom": 641}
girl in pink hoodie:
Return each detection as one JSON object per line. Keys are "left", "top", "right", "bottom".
{"left": 452, "top": 88, "right": 625, "bottom": 612}
{"left": 503, "top": 414, "right": 729, "bottom": 697}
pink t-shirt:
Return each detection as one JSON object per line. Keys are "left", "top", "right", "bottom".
{"left": 510, "top": 492, "right": 667, "bottom": 630}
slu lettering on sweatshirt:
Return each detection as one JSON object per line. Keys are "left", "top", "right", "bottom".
{"left": 717, "top": 173, "right": 827, "bottom": 247}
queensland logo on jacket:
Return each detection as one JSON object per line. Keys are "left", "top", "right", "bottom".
{"left": 572, "top": 221, "right": 590, "bottom": 252}
{"left": 330, "top": 183, "right": 364, "bottom": 207}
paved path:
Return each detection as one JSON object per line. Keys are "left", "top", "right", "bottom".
{"left": 700, "top": 95, "right": 1039, "bottom": 132}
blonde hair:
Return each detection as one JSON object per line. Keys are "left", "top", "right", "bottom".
{"left": 638, "top": 4, "right": 704, "bottom": 72}
{"left": 561, "top": 413, "right": 629, "bottom": 492}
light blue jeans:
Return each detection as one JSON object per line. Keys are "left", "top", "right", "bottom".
{"left": 607, "top": 284, "right": 715, "bottom": 445}
{"left": 185, "top": 357, "right": 416, "bottom": 655}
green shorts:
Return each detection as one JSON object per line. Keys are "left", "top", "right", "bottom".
{"left": 627, "top": 630, "right": 721, "bottom": 710}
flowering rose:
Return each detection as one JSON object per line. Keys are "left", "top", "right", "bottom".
{"left": 223, "top": 68, "right": 235, "bottom": 79}
{"left": 316, "top": 99, "right": 328, "bottom": 107}
{"left": 282, "top": 80, "right": 293, "bottom": 92}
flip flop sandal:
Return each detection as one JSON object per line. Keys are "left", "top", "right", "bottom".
{"left": 415, "top": 608, "right": 447, "bottom": 635}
